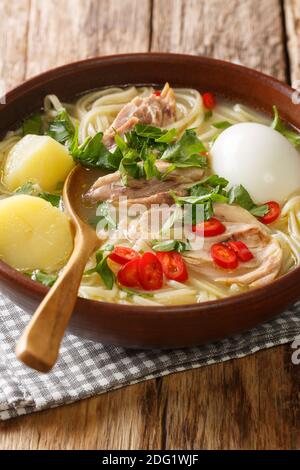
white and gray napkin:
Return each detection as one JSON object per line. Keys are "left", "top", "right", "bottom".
{"left": 0, "top": 292, "right": 299, "bottom": 420}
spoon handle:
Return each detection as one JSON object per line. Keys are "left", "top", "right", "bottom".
{"left": 16, "top": 232, "right": 97, "bottom": 372}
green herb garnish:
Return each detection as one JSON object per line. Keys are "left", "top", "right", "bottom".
{"left": 29, "top": 270, "right": 58, "bottom": 287}
{"left": 249, "top": 205, "right": 269, "bottom": 217}
{"left": 212, "top": 121, "right": 232, "bottom": 130}
{"left": 228, "top": 184, "right": 268, "bottom": 216}
{"left": 169, "top": 173, "right": 229, "bottom": 224}
{"left": 38, "top": 192, "right": 61, "bottom": 208}
{"left": 119, "top": 286, "right": 154, "bottom": 299}
{"left": 48, "top": 109, "right": 75, "bottom": 145}
{"left": 271, "top": 105, "right": 300, "bottom": 147}
{"left": 94, "top": 201, "right": 117, "bottom": 230}
{"left": 15, "top": 182, "right": 61, "bottom": 207}
{"left": 84, "top": 249, "right": 115, "bottom": 289}
{"left": 204, "top": 110, "right": 213, "bottom": 121}
{"left": 15, "top": 182, "right": 36, "bottom": 194}
{"left": 71, "top": 129, "right": 122, "bottom": 171}
{"left": 22, "top": 114, "right": 43, "bottom": 136}
{"left": 227, "top": 184, "right": 254, "bottom": 211}
{"left": 161, "top": 129, "right": 208, "bottom": 169}
{"left": 152, "top": 239, "right": 191, "bottom": 253}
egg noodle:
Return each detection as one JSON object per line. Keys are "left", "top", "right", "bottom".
{"left": 0, "top": 86, "right": 299, "bottom": 306}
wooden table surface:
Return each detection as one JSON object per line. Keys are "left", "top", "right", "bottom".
{"left": 0, "top": 0, "right": 300, "bottom": 450}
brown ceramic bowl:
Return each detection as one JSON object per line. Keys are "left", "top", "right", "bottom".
{"left": 0, "top": 53, "right": 299, "bottom": 349}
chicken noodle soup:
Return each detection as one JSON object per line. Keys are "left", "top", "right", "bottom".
{"left": 1, "top": 84, "right": 300, "bottom": 306}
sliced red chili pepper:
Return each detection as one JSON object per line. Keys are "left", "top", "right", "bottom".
{"left": 258, "top": 201, "right": 280, "bottom": 225}
{"left": 226, "top": 241, "right": 254, "bottom": 262}
{"left": 138, "top": 252, "right": 163, "bottom": 291}
{"left": 117, "top": 258, "right": 141, "bottom": 288}
{"left": 202, "top": 92, "right": 216, "bottom": 109}
{"left": 156, "top": 251, "right": 188, "bottom": 282}
{"left": 154, "top": 90, "right": 161, "bottom": 96}
{"left": 109, "top": 245, "right": 140, "bottom": 265}
{"left": 192, "top": 217, "right": 226, "bottom": 237}
{"left": 211, "top": 243, "right": 238, "bottom": 270}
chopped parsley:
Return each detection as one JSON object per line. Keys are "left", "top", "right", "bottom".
{"left": 161, "top": 129, "right": 208, "bottom": 169}
{"left": 228, "top": 184, "right": 268, "bottom": 216}
{"left": 48, "top": 109, "right": 75, "bottom": 145}
{"left": 84, "top": 249, "right": 115, "bottom": 290}
{"left": 22, "top": 114, "right": 43, "bottom": 136}
{"left": 151, "top": 239, "right": 191, "bottom": 253}
{"left": 15, "top": 182, "right": 61, "bottom": 208}
{"left": 271, "top": 105, "right": 300, "bottom": 147}
{"left": 212, "top": 121, "right": 232, "bottom": 130}
{"left": 28, "top": 270, "right": 58, "bottom": 287}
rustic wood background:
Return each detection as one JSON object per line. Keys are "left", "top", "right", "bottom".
{"left": 0, "top": 0, "right": 300, "bottom": 450}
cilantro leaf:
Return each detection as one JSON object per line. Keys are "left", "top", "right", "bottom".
{"left": 212, "top": 121, "right": 232, "bottom": 130}
{"left": 154, "top": 128, "right": 177, "bottom": 143}
{"left": 250, "top": 205, "right": 269, "bottom": 217}
{"left": 152, "top": 239, "right": 191, "bottom": 253}
{"left": 96, "top": 256, "right": 115, "bottom": 290}
{"left": 29, "top": 270, "right": 58, "bottom": 287}
{"left": 15, "top": 182, "right": 61, "bottom": 207}
{"left": 22, "top": 114, "right": 43, "bottom": 136}
{"left": 204, "top": 110, "right": 213, "bottom": 121}
{"left": 39, "top": 192, "right": 61, "bottom": 208}
{"left": 48, "top": 109, "right": 75, "bottom": 144}
{"left": 119, "top": 287, "right": 154, "bottom": 299}
{"left": 228, "top": 184, "right": 269, "bottom": 217}
{"left": 228, "top": 184, "right": 254, "bottom": 211}
{"left": 173, "top": 192, "right": 228, "bottom": 205}
{"left": 201, "top": 174, "right": 229, "bottom": 188}
{"left": 71, "top": 130, "right": 122, "bottom": 171}
{"left": 170, "top": 191, "right": 215, "bottom": 223}
{"left": 15, "top": 182, "right": 36, "bottom": 194}
{"left": 161, "top": 129, "right": 208, "bottom": 169}
{"left": 170, "top": 172, "right": 228, "bottom": 224}
{"left": 189, "top": 174, "right": 229, "bottom": 197}
{"left": 85, "top": 249, "right": 115, "bottom": 289}
{"left": 115, "top": 132, "right": 161, "bottom": 184}
{"left": 119, "top": 152, "right": 143, "bottom": 185}
{"left": 142, "top": 151, "right": 161, "bottom": 180}
{"left": 134, "top": 124, "right": 177, "bottom": 144}
{"left": 48, "top": 109, "right": 122, "bottom": 170}
{"left": 271, "top": 105, "right": 300, "bottom": 147}
{"left": 124, "top": 124, "right": 176, "bottom": 155}
{"left": 95, "top": 201, "right": 117, "bottom": 230}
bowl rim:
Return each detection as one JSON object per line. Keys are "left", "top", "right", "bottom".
{"left": 0, "top": 52, "right": 299, "bottom": 317}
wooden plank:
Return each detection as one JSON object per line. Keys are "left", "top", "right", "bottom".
{"left": 284, "top": 0, "right": 300, "bottom": 84}
{"left": 24, "top": 0, "right": 152, "bottom": 78}
{"left": 152, "top": 0, "right": 287, "bottom": 80}
{"left": 0, "top": 381, "right": 162, "bottom": 449}
{"left": 158, "top": 345, "right": 300, "bottom": 449}
{"left": 0, "top": 0, "right": 31, "bottom": 89}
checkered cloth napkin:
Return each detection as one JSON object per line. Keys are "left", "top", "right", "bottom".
{"left": 0, "top": 292, "right": 300, "bottom": 420}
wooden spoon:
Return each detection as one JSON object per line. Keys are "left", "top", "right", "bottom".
{"left": 16, "top": 165, "right": 100, "bottom": 372}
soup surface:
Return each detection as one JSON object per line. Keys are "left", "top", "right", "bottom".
{"left": 1, "top": 84, "right": 300, "bottom": 306}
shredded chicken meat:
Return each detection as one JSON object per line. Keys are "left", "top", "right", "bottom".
{"left": 183, "top": 204, "right": 283, "bottom": 288}
{"left": 85, "top": 161, "right": 205, "bottom": 206}
{"left": 102, "top": 83, "right": 176, "bottom": 148}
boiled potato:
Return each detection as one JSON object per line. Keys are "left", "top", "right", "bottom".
{"left": 3, "top": 135, "right": 75, "bottom": 192}
{"left": 0, "top": 195, "right": 73, "bottom": 272}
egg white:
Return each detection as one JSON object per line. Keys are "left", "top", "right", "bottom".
{"left": 211, "top": 122, "right": 300, "bottom": 204}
